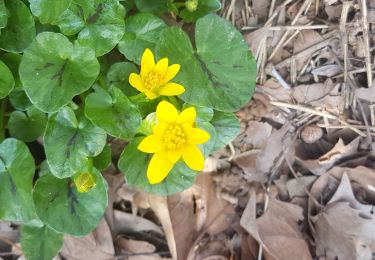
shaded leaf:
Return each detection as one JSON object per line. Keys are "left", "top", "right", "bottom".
{"left": 55, "top": 0, "right": 126, "bottom": 56}
{"left": 19, "top": 32, "right": 99, "bottom": 112}
{"left": 85, "top": 86, "right": 141, "bottom": 140}
{"left": 44, "top": 106, "right": 107, "bottom": 178}
{"left": 21, "top": 225, "right": 63, "bottom": 260}
{"left": 33, "top": 168, "right": 108, "bottom": 235}
{"left": 93, "top": 144, "right": 112, "bottom": 170}
{"left": 0, "top": 0, "right": 35, "bottom": 53}
{"left": 0, "top": 0, "right": 7, "bottom": 29}
{"left": 156, "top": 14, "right": 256, "bottom": 112}
{"left": 0, "top": 60, "right": 14, "bottom": 99}
{"left": 118, "top": 13, "right": 166, "bottom": 64}
{"left": 0, "top": 138, "right": 36, "bottom": 222}
{"left": 8, "top": 106, "right": 47, "bottom": 142}
{"left": 107, "top": 61, "right": 138, "bottom": 95}
{"left": 134, "top": 0, "right": 168, "bottom": 13}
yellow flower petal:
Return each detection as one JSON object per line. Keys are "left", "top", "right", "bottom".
{"left": 156, "top": 101, "right": 178, "bottom": 123}
{"left": 154, "top": 58, "right": 168, "bottom": 77}
{"left": 147, "top": 151, "right": 174, "bottom": 184}
{"left": 153, "top": 122, "right": 168, "bottom": 136}
{"left": 144, "top": 89, "right": 158, "bottom": 100}
{"left": 177, "top": 107, "right": 196, "bottom": 125}
{"left": 129, "top": 73, "right": 146, "bottom": 92}
{"left": 167, "top": 149, "right": 183, "bottom": 163}
{"left": 141, "top": 48, "right": 155, "bottom": 76}
{"left": 163, "top": 64, "right": 180, "bottom": 83}
{"left": 137, "top": 135, "right": 163, "bottom": 153}
{"left": 158, "top": 83, "right": 185, "bottom": 96}
{"left": 189, "top": 128, "right": 210, "bottom": 144}
{"left": 182, "top": 144, "right": 204, "bottom": 171}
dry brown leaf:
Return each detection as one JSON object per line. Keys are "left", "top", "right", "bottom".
{"left": 292, "top": 80, "right": 342, "bottom": 111}
{"left": 286, "top": 176, "right": 317, "bottom": 198}
{"left": 325, "top": 4, "right": 342, "bottom": 20}
{"left": 311, "top": 64, "right": 343, "bottom": 77}
{"left": 148, "top": 195, "right": 177, "bottom": 260}
{"left": 252, "top": 0, "right": 270, "bottom": 19}
{"left": 318, "top": 137, "right": 360, "bottom": 168}
{"left": 113, "top": 210, "right": 163, "bottom": 235}
{"left": 313, "top": 202, "right": 375, "bottom": 260}
{"left": 355, "top": 86, "right": 375, "bottom": 102}
{"left": 256, "top": 123, "right": 296, "bottom": 177}
{"left": 60, "top": 218, "right": 115, "bottom": 260}
{"left": 168, "top": 174, "right": 236, "bottom": 260}
{"left": 116, "top": 236, "right": 156, "bottom": 254}
{"left": 293, "top": 30, "right": 324, "bottom": 70}
{"left": 244, "top": 28, "right": 269, "bottom": 54}
{"left": 232, "top": 150, "right": 261, "bottom": 181}
{"left": 244, "top": 121, "right": 273, "bottom": 149}
{"left": 261, "top": 78, "right": 292, "bottom": 102}
{"left": 241, "top": 197, "right": 312, "bottom": 260}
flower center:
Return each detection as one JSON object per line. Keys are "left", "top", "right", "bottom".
{"left": 163, "top": 125, "right": 186, "bottom": 150}
{"left": 143, "top": 72, "right": 161, "bottom": 90}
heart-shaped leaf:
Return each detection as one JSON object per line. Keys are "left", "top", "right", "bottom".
{"left": 93, "top": 144, "right": 112, "bottom": 170}
{"left": 156, "top": 14, "right": 256, "bottom": 112}
{"left": 118, "top": 13, "right": 166, "bottom": 64}
{"left": 85, "top": 86, "right": 141, "bottom": 140}
{"left": 0, "top": 0, "right": 35, "bottom": 53}
{"left": 0, "top": 60, "right": 14, "bottom": 99}
{"left": 21, "top": 224, "right": 63, "bottom": 260}
{"left": 134, "top": 0, "right": 168, "bottom": 13}
{"left": 44, "top": 106, "right": 107, "bottom": 178}
{"left": 33, "top": 168, "right": 108, "bottom": 235}
{"left": 107, "top": 62, "right": 139, "bottom": 96}
{"left": 0, "top": 138, "right": 36, "bottom": 222}
{"left": 179, "top": 0, "right": 221, "bottom": 22}
{"left": 19, "top": 32, "right": 100, "bottom": 112}
{"left": 55, "top": 0, "right": 125, "bottom": 56}
{"left": 29, "top": 0, "right": 72, "bottom": 24}
{"left": 210, "top": 111, "right": 240, "bottom": 151}
{"left": 8, "top": 106, "right": 47, "bottom": 142}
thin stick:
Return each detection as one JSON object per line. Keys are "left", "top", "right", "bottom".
{"left": 359, "top": 0, "right": 373, "bottom": 87}
{"left": 241, "top": 24, "right": 330, "bottom": 31}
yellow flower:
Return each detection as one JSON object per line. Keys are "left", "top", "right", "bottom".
{"left": 73, "top": 172, "right": 97, "bottom": 193}
{"left": 129, "top": 48, "right": 185, "bottom": 99}
{"left": 138, "top": 101, "right": 210, "bottom": 184}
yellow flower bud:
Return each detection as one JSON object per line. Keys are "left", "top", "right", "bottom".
{"left": 74, "top": 172, "right": 97, "bottom": 193}
{"left": 185, "top": 0, "right": 198, "bottom": 12}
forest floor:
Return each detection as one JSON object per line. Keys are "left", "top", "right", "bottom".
{"left": 2, "top": 0, "right": 375, "bottom": 259}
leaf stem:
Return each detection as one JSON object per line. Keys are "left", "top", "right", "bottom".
{"left": 167, "top": 96, "right": 181, "bottom": 110}
{"left": 98, "top": 75, "right": 109, "bottom": 90}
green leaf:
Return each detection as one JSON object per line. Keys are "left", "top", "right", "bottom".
{"left": 198, "top": 121, "right": 216, "bottom": 156}
{"left": 0, "top": 0, "right": 35, "bottom": 53}
{"left": 0, "top": 138, "right": 36, "bottom": 222}
{"left": 0, "top": 60, "right": 14, "bottom": 99}
{"left": 85, "top": 86, "right": 141, "bottom": 140}
{"left": 9, "top": 88, "right": 32, "bottom": 111}
{"left": 19, "top": 32, "right": 100, "bottom": 112}
{"left": 210, "top": 111, "right": 240, "bottom": 151}
{"left": 183, "top": 104, "right": 214, "bottom": 123}
{"left": 44, "top": 106, "right": 107, "bottom": 178}
{"left": 0, "top": 0, "right": 7, "bottom": 29}
{"left": 8, "top": 106, "right": 47, "bottom": 142}
{"left": 156, "top": 14, "right": 256, "bottom": 112}
{"left": 118, "top": 138, "right": 196, "bottom": 196}
{"left": 120, "top": 0, "right": 134, "bottom": 10}
{"left": 107, "top": 62, "right": 138, "bottom": 96}
{"left": 55, "top": 0, "right": 126, "bottom": 56}
{"left": 33, "top": 168, "right": 108, "bottom": 235}
{"left": 180, "top": 0, "right": 221, "bottom": 22}
{"left": 93, "top": 144, "right": 111, "bottom": 170}
{"left": 29, "top": 0, "right": 72, "bottom": 24}
{"left": 118, "top": 13, "right": 166, "bottom": 64}
{"left": 21, "top": 225, "right": 63, "bottom": 260}
{"left": 134, "top": 0, "right": 167, "bottom": 13}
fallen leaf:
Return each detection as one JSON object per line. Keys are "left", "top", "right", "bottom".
{"left": 116, "top": 236, "right": 156, "bottom": 254}
{"left": 113, "top": 210, "right": 164, "bottom": 235}
{"left": 311, "top": 64, "right": 343, "bottom": 77}
{"left": 60, "top": 218, "right": 115, "bottom": 260}
{"left": 355, "top": 86, "right": 375, "bottom": 102}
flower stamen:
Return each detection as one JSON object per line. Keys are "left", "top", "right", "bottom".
{"left": 163, "top": 124, "right": 186, "bottom": 150}
{"left": 143, "top": 72, "right": 161, "bottom": 90}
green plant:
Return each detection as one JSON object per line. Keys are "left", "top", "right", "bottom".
{"left": 0, "top": 0, "right": 256, "bottom": 259}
